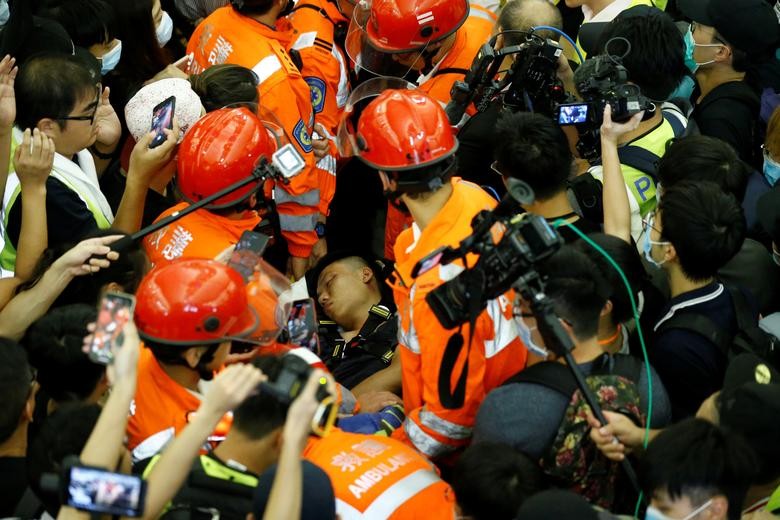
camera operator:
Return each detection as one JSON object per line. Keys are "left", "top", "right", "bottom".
{"left": 342, "top": 87, "right": 528, "bottom": 461}
{"left": 456, "top": 0, "right": 564, "bottom": 194}
{"left": 574, "top": 5, "right": 689, "bottom": 240}
{"left": 493, "top": 111, "right": 601, "bottom": 243}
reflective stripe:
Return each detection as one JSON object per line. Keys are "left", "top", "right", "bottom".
{"left": 317, "top": 154, "right": 337, "bottom": 175}
{"left": 292, "top": 31, "right": 318, "bottom": 50}
{"left": 468, "top": 6, "right": 496, "bottom": 22}
{"left": 278, "top": 212, "right": 318, "bottom": 232}
{"left": 252, "top": 55, "right": 283, "bottom": 84}
{"left": 404, "top": 418, "right": 456, "bottom": 458}
{"left": 399, "top": 286, "right": 421, "bottom": 354}
{"left": 363, "top": 469, "right": 440, "bottom": 518}
{"left": 483, "top": 296, "right": 519, "bottom": 358}
{"left": 132, "top": 427, "right": 175, "bottom": 463}
{"left": 332, "top": 45, "right": 350, "bottom": 108}
{"left": 419, "top": 409, "right": 472, "bottom": 440}
{"left": 274, "top": 186, "right": 320, "bottom": 206}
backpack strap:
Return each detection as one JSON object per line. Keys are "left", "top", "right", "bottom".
{"left": 502, "top": 361, "right": 579, "bottom": 399}
{"left": 724, "top": 285, "right": 758, "bottom": 331}
{"left": 615, "top": 145, "right": 661, "bottom": 181}
{"left": 655, "top": 312, "right": 732, "bottom": 355}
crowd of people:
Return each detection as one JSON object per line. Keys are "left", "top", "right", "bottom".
{"left": 0, "top": 0, "right": 779, "bottom": 518}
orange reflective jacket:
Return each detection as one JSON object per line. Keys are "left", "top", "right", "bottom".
{"left": 304, "top": 429, "right": 457, "bottom": 519}
{"left": 187, "top": 6, "right": 320, "bottom": 258}
{"left": 389, "top": 178, "right": 527, "bottom": 459}
{"left": 127, "top": 346, "right": 232, "bottom": 462}
{"left": 142, "top": 202, "right": 261, "bottom": 268}
{"left": 287, "top": 0, "right": 350, "bottom": 216}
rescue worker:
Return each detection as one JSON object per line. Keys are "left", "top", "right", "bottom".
{"left": 127, "top": 258, "right": 257, "bottom": 462}
{"left": 286, "top": 0, "right": 350, "bottom": 235}
{"left": 341, "top": 87, "right": 528, "bottom": 460}
{"left": 143, "top": 108, "right": 275, "bottom": 267}
{"left": 145, "top": 354, "right": 457, "bottom": 518}
{"left": 347, "top": 0, "right": 496, "bottom": 259}
{"left": 187, "top": 0, "right": 322, "bottom": 279}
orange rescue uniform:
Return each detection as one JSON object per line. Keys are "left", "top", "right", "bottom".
{"left": 384, "top": 4, "right": 495, "bottom": 260}
{"left": 288, "top": 0, "right": 351, "bottom": 217}
{"left": 304, "top": 429, "right": 457, "bottom": 519}
{"left": 127, "top": 346, "right": 232, "bottom": 462}
{"left": 187, "top": 6, "right": 320, "bottom": 258}
{"left": 142, "top": 202, "right": 261, "bottom": 268}
{"left": 390, "top": 178, "right": 527, "bottom": 459}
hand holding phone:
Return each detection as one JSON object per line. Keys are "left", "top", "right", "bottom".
{"left": 150, "top": 96, "right": 176, "bottom": 149}
{"left": 88, "top": 292, "right": 136, "bottom": 365}
{"left": 66, "top": 466, "right": 146, "bottom": 517}
{"left": 286, "top": 298, "right": 320, "bottom": 355}
{"left": 227, "top": 231, "right": 271, "bottom": 282}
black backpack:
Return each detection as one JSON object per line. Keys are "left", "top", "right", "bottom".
{"left": 655, "top": 285, "right": 780, "bottom": 370}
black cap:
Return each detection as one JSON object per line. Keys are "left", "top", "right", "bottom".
{"left": 252, "top": 461, "right": 336, "bottom": 520}
{"left": 721, "top": 352, "right": 780, "bottom": 395}
{"left": 677, "top": 0, "right": 780, "bottom": 54}
{"left": 757, "top": 185, "right": 780, "bottom": 245}
{"left": 515, "top": 490, "right": 619, "bottom": 519}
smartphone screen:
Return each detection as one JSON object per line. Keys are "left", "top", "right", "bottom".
{"left": 88, "top": 292, "right": 136, "bottom": 365}
{"left": 150, "top": 96, "right": 176, "bottom": 149}
{"left": 227, "top": 231, "right": 271, "bottom": 282}
{"left": 66, "top": 466, "right": 146, "bottom": 517}
{"left": 286, "top": 298, "right": 320, "bottom": 355}
{"left": 557, "top": 103, "right": 588, "bottom": 125}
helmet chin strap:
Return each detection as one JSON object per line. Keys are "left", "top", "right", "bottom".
{"left": 385, "top": 189, "right": 411, "bottom": 214}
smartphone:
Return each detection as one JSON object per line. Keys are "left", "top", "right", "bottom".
{"left": 65, "top": 466, "right": 146, "bottom": 517}
{"left": 173, "top": 53, "right": 193, "bottom": 73}
{"left": 150, "top": 96, "right": 176, "bottom": 149}
{"left": 286, "top": 298, "right": 320, "bottom": 355}
{"left": 557, "top": 103, "right": 589, "bottom": 125}
{"left": 88, "top": 292, "right": 136, "bottom": 365}
{"left": 227, "top": 231, "right": 271, "bottom": 282}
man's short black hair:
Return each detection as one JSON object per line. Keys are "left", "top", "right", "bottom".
{"left": 657, "top": 136, "right": 750, "bottom": 202}
{"left": 640, "top": 418, "right": 757, "bottom": 520}
{"left": 658, "top": 181, "right": 746, "bottom": 282}
{"left": 452, "top": 442, "right": 544, "bottom": 520}
{"left": 574, "top": 233, "right": 647, "bottom": 325}
{"left": 494, "top": 111, "right": 572, "bottom": 201}
{"left": 231, "top": 356, "right": 289, "bottom": 439}
{"left": 0, "top": 339, "right": 32, "bottom": 444}
{"left": 15, "top": 53, "right": 98, "bottom": 131}
{"left": 595, "top": 9, "right": 687, "bottom": 101}
{"left": 231, "top": 0, "right": 276, "bottom": 16}
{"left": 23, "top": 304, "right": 103, "bottom": 403}
{"left": 38, "top": 0, "right": 118, "bottom": 49}
{"left": 538, "top": 245, "right": 610, "bottom": 341}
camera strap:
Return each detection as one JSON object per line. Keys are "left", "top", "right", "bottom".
{"left": 438, "top": 269, "right": 485, "bottom": 409}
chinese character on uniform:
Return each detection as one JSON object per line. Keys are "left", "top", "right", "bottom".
{"left": 208, "top": 35, "right": 233, "bottom": 65}
{"left": 331, "top": 451, "right": 368, "bottom": 472}
{"left": 351, "top": 440, "right": 389, "bottom": 459}
{"left": 161, "top": 226, "right": 193, "bottom": 260}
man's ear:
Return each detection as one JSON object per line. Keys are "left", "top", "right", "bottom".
{"left": 360, "top": 266, "right": 374, "bottom": 284}
{"left": 715, "top": 44, "right": 733, "bottom": 65}
{"left": 183, "top": 346, "right": 206, "bottom": 369}
{"left": 664, "top": 242, "right": 677, "bottom": 264}
{"left": 600, "top": 300, "right": 613, "bottom": 318}
{"left": 36, "top": 118, "right": 60, "bottom": 140}
{"left": 23, "top": 385, "right": 37, "bottom": 423}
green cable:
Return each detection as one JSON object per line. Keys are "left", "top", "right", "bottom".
{"left": 552, "top": 220, "right": 651, "bottom": 517}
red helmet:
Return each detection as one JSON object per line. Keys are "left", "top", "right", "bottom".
{"left": 176, "top": 107, "right": 277, "bottom": 209}
{"left": 135, "top": 258, "right": 258, "bottom": 346}
{"left": 355, "top": 88, "right": 457, "bottom": 171}
{"left": 363, "top": 0, "right": 469, "bottom": 52}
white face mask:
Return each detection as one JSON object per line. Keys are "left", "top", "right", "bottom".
{"left": 156, "top": 10, "right": 173, "bottom": 47}
{"left": 645, "top": 499, "right": 713, "bottom": 520}
{"left": 693, "top": 42, "right": 724, "bottom": 68}
{"left": 100, "top": 40, "right": 122, "bottom": 75}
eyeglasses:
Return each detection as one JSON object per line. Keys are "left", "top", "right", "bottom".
{"left": 641, "top": 213, "right": 662, "bottom": 235}
{"left": 58, "top": 85, "right": 101, "bottom": 125}
{"left": 690, "top": 22, "right": 727, "bottom": 45}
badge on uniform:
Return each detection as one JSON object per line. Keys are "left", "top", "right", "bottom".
{"left": 293, "top": 119, "right": 313, "bottom": 153}
{"left": 305, "top": 77, "right": 327, "bottom": 114}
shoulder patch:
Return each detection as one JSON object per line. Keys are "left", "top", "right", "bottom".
{"left": 293, "top": 119, "right": 313, "bottom": 153}
{"left": 305, "top": 77, "right": 327, "bottom": 114}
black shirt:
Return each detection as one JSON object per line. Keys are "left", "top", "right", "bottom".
{"left": 0, "top": 456, "right": 27, "bottom": 516}
{"left": 548, "top": 214, "right": 602, "bottom": 244}
{"left": 692, "top": 81, "right": 761, "bottom": 168}
{"left": 7, "top": 176, "right": 99, "bottom": 251}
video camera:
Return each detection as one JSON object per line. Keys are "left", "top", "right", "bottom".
{"left": 259, "top": 354, "right": 337, "bottom": 435}
{"left": 557, "top": 41, "right": 653, "bottom": 163}
{"left": 412, "top": 181, "right": 563, "bottom": 329}
{"left": 445, "top": 32, "right": 570, "bottom": 124}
